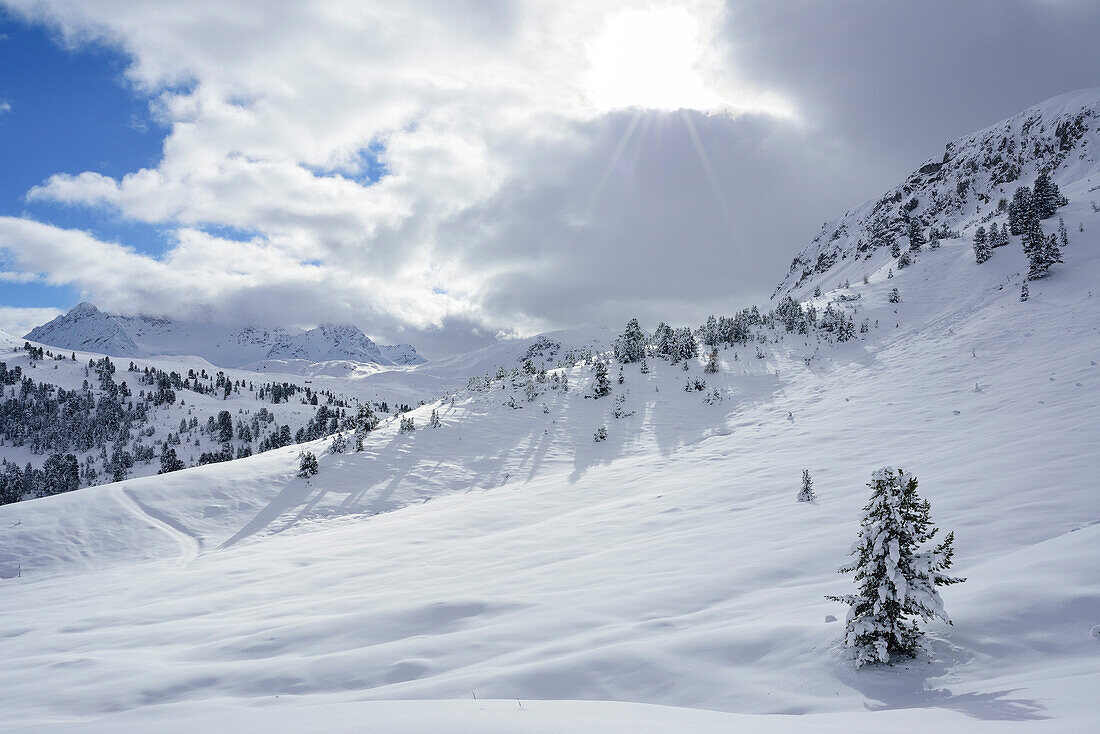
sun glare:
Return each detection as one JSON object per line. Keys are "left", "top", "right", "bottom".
{"left": 583, "top": 7, "right": 728, "bottom": 113}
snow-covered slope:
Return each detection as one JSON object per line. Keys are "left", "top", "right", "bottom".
{"left": 24, "top": 304, "right": 425, "bottom": 369}
{"left": 3, "top": 93, "right": 1099, "bottom": 732}
{"left": 775, "top": 87, "right": 1100, "bottom": 299}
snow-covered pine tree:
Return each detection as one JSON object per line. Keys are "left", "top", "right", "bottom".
{"left": 1020, "top": 282, "right": 1030, "bottom": 302}
{"left": 593, "top": 425, "right": 607, "bottom": 442}
{"left": 826, "top": 467, "right": 964, "bottom": 667}
{"left": 703, "top": 348, "right": 719, "bottom": 374}
{"left": 429, "top": 409, "right": 441, "bottom": 428}
{"left": 1058, "top": 217, "right": 1069, "bottom": 250}
{"left": 329, "top": 433, "right": 347, "bottom": 453}
{"left": 907, "top": 218, "right": 924, "bottom": 253}
{"left": 1008, "top": 186, "right": 1032, "bottom": 235}
{"left": 972, "top": 226, "right": 991, "bottom": 264}
{"left": 652, "top": 322, "right": 674, "bottom": 358}
{"left": 1045, "top": 232, "right": 1064, "bottom": 271}
{"left": 929, "top": 234, "right": 940, "bottom": 250}
{"left": 1023, "top": 215, "right": 1055, "bottom": 279}
{"left": 613, "top": 319, "right": 647, "bottom": 363}
{"left": 592, "top": 360, "right": 611, "bottom": 398}
{"left": 298, "top": 451, "right": 319, "bottom": 478}
{"left": 888, "top": 287, "right": 900, "bottom": 303}
{"left": 1032, "top": 169, "right": 1064, "bottom": 219}
{"left": 157, "top": 447, "right": 185, "bottom": 474}
{"left": 798, "top": 469, "right": 815, "bottom": 502}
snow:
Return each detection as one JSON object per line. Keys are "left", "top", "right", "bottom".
{"left": 2, "top": 93, "right": 1100, "bottom": 731}
{"left": 24, "top": 306, "right": 424, "bottom": 369}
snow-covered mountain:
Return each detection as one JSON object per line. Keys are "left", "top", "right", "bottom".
{"left": 24, "top": 304, "right": 425, "bottom": 369}
{"left": 774, "top": 87, "right": 1100, "bottom": 298}
{"left": 3, "top": 91, "right": 1100, "bottom": 732}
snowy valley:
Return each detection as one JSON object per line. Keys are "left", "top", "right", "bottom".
{"left": 1, "top": 90, "right": 1099, "bottom": 732}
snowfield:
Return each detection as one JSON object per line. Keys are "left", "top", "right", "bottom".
{"left": 2, "top": 95, "right": 1100, "bottom": 731}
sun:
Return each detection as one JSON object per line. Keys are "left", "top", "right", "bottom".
{"left": 582, "top": 7, "right": 728, "bottom": 113}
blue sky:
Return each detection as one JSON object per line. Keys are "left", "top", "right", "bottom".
{"left": 0, "top": 13, "right": 170, "bottom": 313}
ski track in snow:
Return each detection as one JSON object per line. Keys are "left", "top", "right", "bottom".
{"left": 112, "top": 485, "right": 201, "bottom": 565}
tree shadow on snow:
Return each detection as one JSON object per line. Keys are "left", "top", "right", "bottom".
{"left": 838, "top": 639, "right": 1050, "bottom": 721}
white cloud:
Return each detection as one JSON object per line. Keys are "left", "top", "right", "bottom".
{"left": 0, "top": 100, "right": 11, "bottom": 115}
{"left": 0, "top": 0, "right": 820, "bottom": 355}
{"left": 0, "top": 306, "right": 64, "bottom": 338}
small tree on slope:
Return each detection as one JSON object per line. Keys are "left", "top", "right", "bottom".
{"left": 826, "top": 467, "right": 964, "bottom": 667}
{"left": 591, "top": 360, "right": 611, "bottom": 398}
{"left": 298, "top": 451, "right": 319, "bottom": 478}
{"left": 798, "top": 469, "right": 815, "bottom": 502}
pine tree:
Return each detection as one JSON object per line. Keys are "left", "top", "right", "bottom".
{"left": 703, "top": 348, "right": 719, "bottom": 374}
{"left": 826, "top": 467, "right": 964, "bottom": 667}
{"left": 592, "top": 360, "right": 611, "bottom": 398}
{"left": 1008, "top": 186, "right": 1032, "bottom": 235}
{"left": 1058, "top": 217, "right": 1069, "bottom": 250}
{"left": 888, "top": 287, "right": 900, "bottom": 303}
{"left": 1032, "top": 169, "right": 1063, "bottom": 219}
{"left": 429, "top": 409, "right": 441, "bottom": 428}
{"left": 907, "top": 218, "right": 924, "bottom": 253}
{"left": 593, "top": 425, "right": 608, "bottom": 442}
{"left": 1020, "top": 282, "right": 1030, "bottom": 302}
{"left": 1022, "top": 216, "right": 1056, "bottom": 279}
{"left": 798, "top": 469, "right": 815, "bottom": 502}
{"left": 613, "top": 319, "right": 646, "bottom": 363}
{"left": 297, "top": 451, "right": 319, "bottom": 477}
{"left": 158, "top": 447, "right": 185, "bottom": 474}
{"left": 972, "top": 226, "right": 991, "bottom": 264}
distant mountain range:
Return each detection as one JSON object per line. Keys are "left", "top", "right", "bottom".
{"left": 24, "top": 302, "right": 425, "bottom": 369}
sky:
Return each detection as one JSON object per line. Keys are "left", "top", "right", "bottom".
{"left": 0, "top": 1, "right": 1098, "bottom": 358}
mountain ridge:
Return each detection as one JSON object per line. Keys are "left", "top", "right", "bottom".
{"left": 774, "top": 87, "right": 1100, "bottom": 298}
{"left": 24, "top": 303, "right": 426, "bottom": 369}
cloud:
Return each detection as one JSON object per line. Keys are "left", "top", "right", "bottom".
{"left": 0, "top": 100, "right": 11, "bottom": 115}
{"left": 2, "top": 0, "right": 1096, "bottom": 356}
{"left": 0, "top": 306, "right": 64, "bottom": 338}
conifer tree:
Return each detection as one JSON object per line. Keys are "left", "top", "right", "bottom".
{"left": 703, "top": 348, "right": 719, "bottom": 374}
{"left": 1008, "top": 186, "right": 1032, "bottom": 235}
{"left": 972, "top": 226, "right": 991, "bottom": 264}
{"left": 1032, "top": 169, "right": 1063, "bottom": 219}
{"left": 158, "top": 447, "right": 185, "bottom": 474}
{"left": 592, "top": 360, "right": 611, "bottom": 398}
{"left": 429, "top": 409, "right": 441, "bottom": 428}
{"left": 613, "top": 319, "right": 647, "bottom": 363}
{"left": 1020, "top": 282, "right": 1030, "bottom": 302}
{"left": 907, "top": 218, "right": 924, "bottom": 253}
{"left": 1058, "top": 217, "right": 1069, "bottom": 250}
{"left": 827, "top": 467, "right": 964, "bottom": 667}
{"left": 297, "top": 451, "right": 319, "bottom": 477}
{"left": 798, "top": 469, "right": 815, "bottom": 502}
